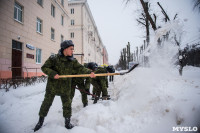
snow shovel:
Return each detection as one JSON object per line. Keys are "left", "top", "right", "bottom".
{"left": 75, "top": 87, "right": 111, "bottom": 101}
{"left": 59, "top": 64, "right": 139, "bottom": 78}
{"left": 75, "top": 87, "right": 96, "bottom": 97}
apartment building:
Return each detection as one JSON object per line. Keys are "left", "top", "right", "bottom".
{"left": 68, "top": 0, "right": 108, "bottom": 65}
{"left": 0, "top": 0, "right": 70, "bottom": 79}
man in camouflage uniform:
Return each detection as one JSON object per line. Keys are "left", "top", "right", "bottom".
{"left": 87, "top": 62, "right": 114, "bottom": 104}
{"left": 71, "top": 76, "right": 90, "bottom": 107}
{"left": 93, "top": 66, "right": 108, "bottom": 103}
{"left": 34, "top": 40, "right": 95, "bottom": 132}
{"left": 109, "top": 65, "right": 115, "bottom": 82}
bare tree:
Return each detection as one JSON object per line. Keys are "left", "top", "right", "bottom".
{"left": 193, "top": 0, "right": 200, "bottom": 13}
{"left": 157, "top": 2, "right": 170, "bottom": 22}
{"left": 124, "top": 0, "right": 157, "bottom": 31}
{"left": 157, "top": 2, "right": 178, "bottom": 41}
{"left": 136, "top": 3, "right": 150, "bottom": 45}
{"left": 116, "top": 42, "right": 134, "bottom": 70}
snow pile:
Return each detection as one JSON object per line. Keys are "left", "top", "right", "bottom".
{"left": 113, "top": 67, "right": 200, "bottom": 133}
{"left": 73, "top": 67, "right": 200, "bottom": 133}
{"left": 0, "top": 65, "right": 199, "bottom": 133}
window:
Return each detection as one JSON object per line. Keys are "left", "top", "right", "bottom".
{"left": 36, "top": 18, "right": 42, "bottom": 33}
{"left": 14, "top": 2, "right": 23, "bottom": 22}
{"left": 71, "top": 8, "right": 74, "bottom": 14}
{"left": 51, "top": 28, "right": 55, "bottom": 40}
{"left": 12, "top": 40, "right": 22, "bottom": 50}
{"left": 61, "top": 35, "right": 64, "bottom": 43}
{"left": 61, "top": 0, "right": 64, "bottom": 7}
{"left": 36, "top": 48, "right": 42, "bottom": 64}
{"left": 70, "top": 32, "right": 74, "bottom": 38}
{"left": 51, "top": 4, "right": 55, "bottom": 17}
{"left": 61, "top": 15, "right": 64, "bottom": 26}
{"left": 37, "top": 0, "right": 43, "bottom": 6}
{"left": 71, "top": 20, "right": 74, "bottom": 25}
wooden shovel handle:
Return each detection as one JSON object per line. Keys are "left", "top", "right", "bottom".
{"left": 59, "top": 73, "right": 120, "bottom": 78}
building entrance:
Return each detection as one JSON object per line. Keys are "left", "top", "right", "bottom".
{"left": 12, "top": 40, "right": 22, "bottom": 78}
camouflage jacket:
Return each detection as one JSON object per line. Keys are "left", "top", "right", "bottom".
{"left": 72, "top": 77, "right": 90, "bottom": 90}
{"left": 41, "top": 53, "right": 91, "bottom": 95}
{"left": 91, "top": 67, "right": 108, "bottom": 90}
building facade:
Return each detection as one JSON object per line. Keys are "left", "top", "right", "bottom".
{"left": 68, "top": 0, "right": 108, "bottom": 65}
{"left": 103, "top": 47, "right": 109, "bottom": 65}
{"left": 0, "top": 0, "right": 70, "bottom": 79}
{"left": 0, "top": 0, "right": 109, "bottom": 79}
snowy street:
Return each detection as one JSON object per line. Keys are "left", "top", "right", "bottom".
{"left": 0, "top": 65, "right": 200, "bottom": 133}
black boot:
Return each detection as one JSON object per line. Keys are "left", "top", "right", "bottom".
{"left": 91, "top": 96, "right": 95, "bottom": 100}
{"left": 93, "top": 96, "right": 99, "bottom": 104}
{"left": 65, "top": 117, "right": 74, "bottom": 129}
{"left": 101, "top": 95, "right": 111, "bottom": 100}
{"left": 83, "top": 103, "right": 88, "bottom": 107}
{"left": 34, "top": 117, "right": 44, "bottom": 132}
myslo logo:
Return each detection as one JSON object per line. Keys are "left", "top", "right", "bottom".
{"left": 172, "top": 127, "right": 198, "bottom": 132}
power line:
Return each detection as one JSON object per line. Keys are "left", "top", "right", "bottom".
{"left": 182, "top": 38, "right": 200, "bottom": 46}
{"left": 182, "top": 34, "right": 200, "bottom": 45}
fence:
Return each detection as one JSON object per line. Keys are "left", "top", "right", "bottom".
{"left": 0, "top": 75, "right": 47, "bottom": 92}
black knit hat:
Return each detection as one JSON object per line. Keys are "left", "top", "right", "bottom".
{"left": 106, "top": 65, "right": 115, "bottom": 73}
{"left": 60, "top": 40, "right": 74, "bottom": 49}
{"left": 87, "top": 62, "right": 98, "bottom": 71}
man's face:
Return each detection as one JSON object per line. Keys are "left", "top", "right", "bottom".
{"left": 63, "top": 46, "right": 74, "bottom": 56}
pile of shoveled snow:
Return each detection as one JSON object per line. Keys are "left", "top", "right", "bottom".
{"left": 0, "top": 66, "right": 199, "bottom": 133}
{"left": 73, "top": 65, "right": 200, "bottom": 133}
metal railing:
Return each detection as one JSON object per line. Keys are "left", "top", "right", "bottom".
{"left": 8, "top": 67, "right": 41, "bottom": 77}
{"left": 0, "top": 67, "right": 47, "bottom": 92}
{"left": 0, "top": 75, "right": 47, "bottom": 92}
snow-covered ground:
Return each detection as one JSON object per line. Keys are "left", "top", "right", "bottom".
{"left": 0, "top": 64, "right": 200, "bottom": 133}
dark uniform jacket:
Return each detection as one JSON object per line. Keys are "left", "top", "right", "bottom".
{"left": 72, "top": 77, "right": 90, "bottom": 90}
{"left": 91, "top": 67, "right": 108, "bottom": 96}
{"left": 41, "top": 53, "right": 91, "bottom": 95}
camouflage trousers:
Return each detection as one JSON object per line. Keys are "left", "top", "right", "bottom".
{"left": 71, "top": 86, "right": 88, "bottom": 105}
{"left": 92, "top": 87, "right": 97, "bottom": 95}
{"left": 92, "top": 85, "right": 108, "bottom": 97}
{"left": 39, "top": 92, "right": 72, "bottom": 118}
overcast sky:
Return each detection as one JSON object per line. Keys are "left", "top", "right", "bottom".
{"left": 87, "top": 0, "right": 200, "bottom": 65}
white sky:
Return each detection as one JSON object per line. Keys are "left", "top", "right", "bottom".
{"left": 87, "top": 0, "right": 200, "bottom": 65}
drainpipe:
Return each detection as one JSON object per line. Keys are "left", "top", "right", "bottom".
{"left": 81, "top": 2, "right": 85, "bottom": 64}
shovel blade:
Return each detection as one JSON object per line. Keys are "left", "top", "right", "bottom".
{"left": 120, "top": 63, "right": 139, "bottom": 75}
